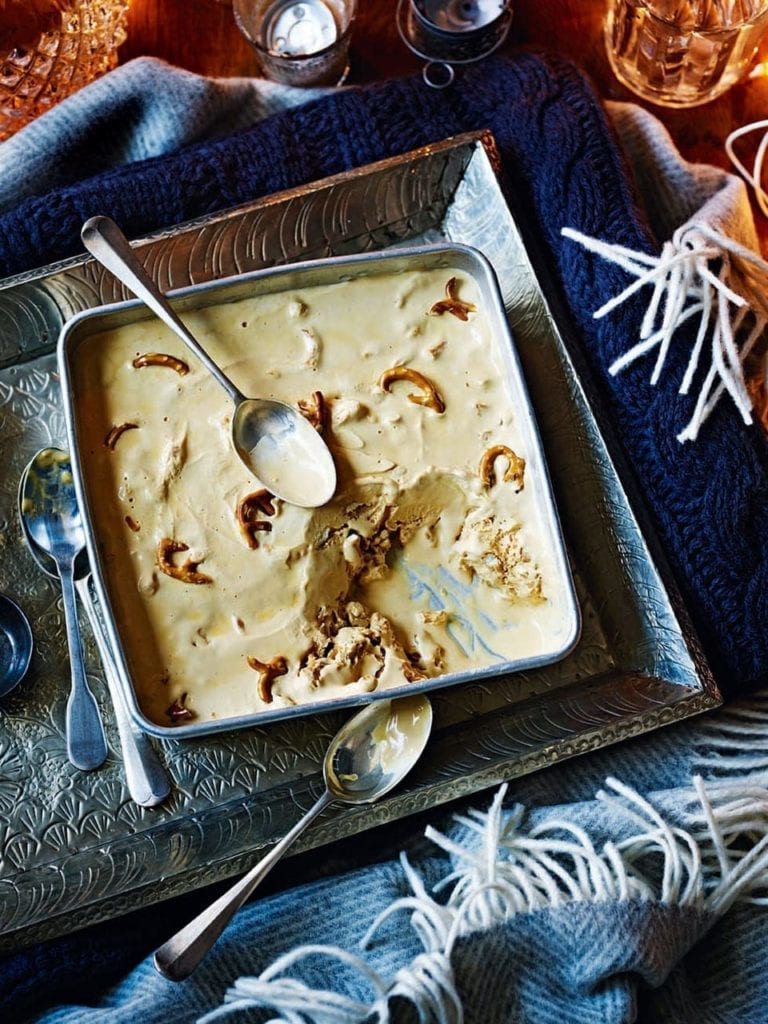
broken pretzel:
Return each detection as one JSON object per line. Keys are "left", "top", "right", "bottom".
{"left": 379, "top": 365, "right": 445, "bottom": 414}
{"left": 247, "top": 654, "right": 289, "bottom": 703}
{"left": 132, "top": 352, "right": 190, "bottom": 375}
{"left": 480, "top": 444, "right": 526, "bottom": 492}
{"left": 156, "top": 538, "right": 212, "bottom": 584}
{"left": 298, "top": 390, "right": 327, "bottom": 433}
{"left": 166, "top": 692, "right": 195, "bottom": 723}
{"left": 103, "top": 422, "right": 138, "bottom": 450}
{"left": 236, "top": 490, "right": 276, "bottom": 549}
{"left": 429, "top": 277, "right": 476, "bottom": 322}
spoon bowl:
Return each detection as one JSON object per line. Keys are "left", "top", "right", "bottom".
{"left": 324, "top": 694, "right": 433, "bottom": 803}
{"left": 18, "top": 462, "right": 89, "bottom": 581}
{"left": 0, "top": 593, "right": 33, "bottom": 698}
{"left": 80, "top": 215, "right": 337, "bottom": 508}
{"left": 154, "top": 693, "right": 432, "bottom": 981}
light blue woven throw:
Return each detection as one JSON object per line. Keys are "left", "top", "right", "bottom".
{"left": 23, "top": 700, "right": 768, "bottom": 1024}
{"left": 2, "top": 58, "right": 768, "bottom": 1024}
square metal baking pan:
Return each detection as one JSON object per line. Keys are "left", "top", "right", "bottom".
{"left": 58, "top": 242, "right": 581, "bottom": 739}
{"left": 0, "top": 131, "right": 720, "bottom": 950}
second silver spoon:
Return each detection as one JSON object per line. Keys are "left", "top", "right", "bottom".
{"left": 154, "top": 693, "right": 433, "bottom": 981}
{"left": 19, "top": 457, "right": 171, "bottom": 806}
{"left": 80, "top": 215, "right": 337, "bottom": 509}
{"left": 21, "top": 448, "right": 107, "bottom": 771}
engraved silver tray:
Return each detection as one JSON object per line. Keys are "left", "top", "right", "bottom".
{"left": 0, "top": 131, "right": 720, "bottom": 951}
{"left": 59, "top": 242, "right": 581, "bottom": 738}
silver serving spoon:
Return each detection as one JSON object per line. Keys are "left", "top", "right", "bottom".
{"left": 80, "top": 215, "right": 337, "bottom": 509}
{"left": 154, "top": 693, "right": 433, "bottom": 981}
{"left": 18, "top": 457, "right": 171, "bottom": 806}
{"left": 21, "top": 448, "right": 107, "bottom": 771}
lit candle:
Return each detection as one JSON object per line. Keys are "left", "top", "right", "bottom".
{"left": 263, "top": 0, "right": 338, "bottom": 56}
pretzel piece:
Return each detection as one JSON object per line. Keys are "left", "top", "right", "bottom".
{"left": 166, "top": 692, "right": 195, "bottom": 722}
{"left": 480, "top": 445, "right": 526, "bottom": 492}
{"left": 236, "top": 490, "right": 276, "bottom": 549}
{"left": 156, "top": 538, "right": 212, "bottom": 584}
{"left": 429, "top": 277, "right": 476, "bottom": 322}
{"left": 379, "top": 366, "right": 445, "bottom": 414}
{"left": 247, "top": 655, "right": 289, "bottom": 703}
{"left": 298, "top": 390, "right": 327, "bottom": 433}
{"left": 132, "top": 352, "right": 190, "bottom": 375}
{"left": 103, "top": 422, "right": 138, "bottom": 450}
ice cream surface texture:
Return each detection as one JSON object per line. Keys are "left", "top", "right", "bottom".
{"left": 72, "top": 264, "right": 576, "bottom": 728}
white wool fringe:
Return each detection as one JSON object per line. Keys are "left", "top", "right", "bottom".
{"left": 726, "top": 119, "right": 768, "bottom": 220}
{"left": 198, "top": 775, "right": 768, "bottom": 1024}
{"left": 561, "top": 223, "right": 768, "bottom": 442}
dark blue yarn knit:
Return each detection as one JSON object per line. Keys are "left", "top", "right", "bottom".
{"left": 1, "top": 52, "right": 765, "bottom": 697}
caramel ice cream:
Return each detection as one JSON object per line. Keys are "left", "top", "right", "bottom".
{"left": 72, "top": 264, "right": 577, "bottom": 728}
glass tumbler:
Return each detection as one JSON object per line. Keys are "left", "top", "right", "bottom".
{"left": 0, "top": 0, "right": 130, "bottom": 142}
{"left": 605, "top": 0, "right": 768, "bottom": 107}
{"left": 233, "top": 0, "right": 357, "bottom": 87}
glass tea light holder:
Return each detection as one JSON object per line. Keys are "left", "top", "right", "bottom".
{"left": 605, "top": 0, "right": 768, "bottom": 107}
{"left": 233, "top": 0, "right": 357, "bottom": 87}
{"left": 397, "top": 0, "right": 514, "bottom": 88}
{"left": 0, "top": 0, "right": 130, "bottom": 142}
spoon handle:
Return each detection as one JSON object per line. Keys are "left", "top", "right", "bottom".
{"left": 81, "top": 216, "right": 243, "bottom": 406}
{"left": 75, "top": 577, "right": 171, "bottom": 807}
{"left": 153, "top": 788, "right": 334, "bottom": 982}
{"left": 59, "top": 557, "right": 108, "bottom": 771}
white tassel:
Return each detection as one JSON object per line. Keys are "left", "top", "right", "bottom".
{"left": 561, "top": 223, "right": 768, "bottom": 442}
{"left": 199, "top": 772, "right": 768, "bottom": 1024}
{"left": 196, "top": 946, "right": 388, "bottom": 1024}
{"left": 726, "top": 119, "right": 768, "bottom": 219}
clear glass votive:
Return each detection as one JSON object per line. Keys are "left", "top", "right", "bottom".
{"left": 0, "top": 0, "right": 130, "bottom": 142}
{"left": 233, "top": 0, "right": 357, "bottom": 87}
{"left": 605, "top": 0, "right": 768, "bottom": 107}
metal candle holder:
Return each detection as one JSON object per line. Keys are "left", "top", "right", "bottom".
{"left": 397, "top": 0, "right": 514, "bottom": 88}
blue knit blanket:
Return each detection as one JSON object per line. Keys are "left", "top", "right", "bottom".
{"left": 2, "top": 53, "right": 768, "bottom": 1024}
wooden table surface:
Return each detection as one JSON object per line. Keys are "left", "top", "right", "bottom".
{"left": 119, "top": 0, "right": 768, "bottom": 253}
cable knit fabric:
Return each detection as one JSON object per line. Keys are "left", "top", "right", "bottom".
{"left": 0, "top": 53, "right": 767, "bottom": 697}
